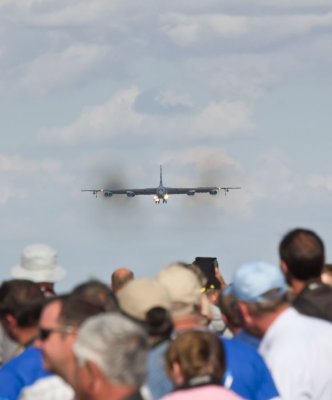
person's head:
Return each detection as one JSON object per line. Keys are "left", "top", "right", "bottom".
{"left": 73, "top": 313, "right": 148, "bottom": 400}
{"left": 111, "top": 268, "right": 134, "bottom": 293}
{"left": 11, "top": 244, "right": 66, "bottom": 285}
{"left": 321, "top": 264, "right": 332, "bottom": 287}
{"left": 117, "top": 277, "right": 173, "bottom": 339}
{"left": 164, "top": 330, "right": 225, "bottom": 387}
{"left": 0, "top": 279, "right": 45, "bottom": 342}
{"left": 279, "top": 228, "right": 325, "bottom": 283}
{"left": 157, "top": 263, "right": 202, "bottom": 318}
{"left": 35, "top": 294, "right": 105, "bottom": 384}
{"left": 227, "top": 260, "right": 288, "bottom": 337}
{"left": 218, "top": 288, "right": 242, "bottom": 333}
{"left": 72, "top": 280, "right": 118, "bottom": 312}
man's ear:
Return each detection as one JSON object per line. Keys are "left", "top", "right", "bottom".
{"left": 280, "top": 260, "right": 288, "bottom": 276}
{"left": 3, "top": 314, "right": 17, "bottom": 333}
{"left": 237, "top": 301, "right": 251, "bottom": 323}
{"left": 1, "top": 314, "right": 18, "bottom": 339}
{"left": 4, "top": 314, "right": 17, "bottom": 328}
{"left": 85, "top": 361, "right": 104, "bottom": 394}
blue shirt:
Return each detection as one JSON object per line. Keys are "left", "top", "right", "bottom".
{"left": 147, "top": 340, "right": 173, "bottom": 400}
{"left": 0, "top": 347, "right": 51, "bottom": 400}
{"left": 233, "top": 330, "right": 261, "bottom": 350}
{"left": 221, "top": 337, "right": 280, "bottom": 400}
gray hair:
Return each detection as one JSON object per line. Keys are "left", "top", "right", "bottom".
{"left": 73, "top": 312, "right": 147, "bottom": 387}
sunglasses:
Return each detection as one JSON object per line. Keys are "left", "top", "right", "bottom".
{"left": 38, "top": 326, "right": 76, "bottom": 341}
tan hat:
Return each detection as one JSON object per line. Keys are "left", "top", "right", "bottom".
{"left": 11, "top": 244, "right": 66, "bottom": 283}
{"left": 157, "top": 263, "right": 202, "bottom": 316}
{"left": 117, "top": 278, "right": 171, "bottom": 321}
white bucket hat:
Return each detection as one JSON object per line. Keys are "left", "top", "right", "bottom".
{"left": 11, "top": 244, "right": 67, "bottom": 283}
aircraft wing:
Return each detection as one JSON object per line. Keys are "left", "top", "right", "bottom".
{"left": 165, "top": 186, "right": 241, "bottom": 194}
{"left": 81, "top": 188, "right": 157, "bottom": 195}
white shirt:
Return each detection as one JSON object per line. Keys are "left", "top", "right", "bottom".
{"left": 19, "top": 375, "right": 74, "bottom": 400}
{"left": 259, "top": 307, "right": 332, "bottom": 400}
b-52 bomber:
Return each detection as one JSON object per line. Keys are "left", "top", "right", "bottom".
{"left": 82, "top": 166, "right": 241, "bottom": 204}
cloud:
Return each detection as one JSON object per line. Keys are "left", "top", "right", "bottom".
{"left": 308, "top": 174, "right": 332, "bottom": 191}
{"left": 0, "top": 155, "right": 61, "bottom": 173}
{"left": 161, "top": 146, "right": 242, "bottom": 173}
{"left": 38, "top": 87, "right": 254, "bottom": 145}
{"left": 0, "top": 186, "right": 18, "bottom": 204}
{"left": 156, "top": 146, "right": 332, "bottom": 219}
{"left": 160, "top": 12, "right": 332, "bottom": 48}
{"left": 0, "top": 154, "right": 63, "bottom": 204}
{"left": 0, "top": 1, "right": 105, "bottom": 27}
{"left": 159, "top": 146, "right": 251, "bottom": 215}
{"left": 12, "top": 43, "right": 109, "bottom": 96}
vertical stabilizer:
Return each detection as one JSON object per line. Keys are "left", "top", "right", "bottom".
{"left": 160, "top": 165, "right": 163, "bottom": 186}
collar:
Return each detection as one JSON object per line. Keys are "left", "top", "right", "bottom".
{"left": 13, "top": 335, "right": 37, "bottom": 356}
{"left": 176, "top": 374, "right": 221, "bottom": 391}
{"left": 23, "top": 336, "right": 37, "bottom": 348}
{"left": 305, "top": 282, "right": 324, "bottom": 291}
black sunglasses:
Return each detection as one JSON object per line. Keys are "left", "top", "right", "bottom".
{"left": 38, "top": 326, "right": 76, "bottom": 341}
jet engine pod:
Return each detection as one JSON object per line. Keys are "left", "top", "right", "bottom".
{"left": 209, "top": 189, "right": 218, "bottom": 195}
{"left": 104, "top": 191, "right": 113, "bottom": 197}
{"left": 126, "top": 191, "right": 136, "bottom": 197}
{"left": 187, "top": 190, "right": 196, "bottom": 196}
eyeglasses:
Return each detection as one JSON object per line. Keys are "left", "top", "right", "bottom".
{"left": 38, "top": 326, "right": 76, "bottom": 341}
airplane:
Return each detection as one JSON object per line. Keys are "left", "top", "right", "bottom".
{"left": 82, "top": 166, "right": 241, "bottom": 204}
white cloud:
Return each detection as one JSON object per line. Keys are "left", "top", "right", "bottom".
{"left": 0, "top": 1, "right": 105, "bottom": 27}
{"left": 308, "top": 174, "right": 332, "bottom": 191}
{"left": 161, "top": 146, "right": 242, "bottom": 172}
{"left": 0, "top": 155, "right": 61, "bottom": 173}
{"left": 160, "top": 12, "right": 332, "bottom": 48}
{"left": 39, "top": 87, "right": 143, "bottom": 145}
{"left": 155, "top": 90, "right": 194, "bottom": 108}
{"left": 0, "top": 186, "right": 17, "bottom": 204}
{"left": 0, "top": 155, "right": 63, "bottom": 204}
{"left": 157, "top": 146, "right": 332, "bottom": 218}
{"left": 14, "top": 43, "right": 109, "bottom": 96}
{"left": 38, "top": 87, "right": 254, "bottom": 145}
{"left": 184, "top": 54, "right": 278, "bottom": 100}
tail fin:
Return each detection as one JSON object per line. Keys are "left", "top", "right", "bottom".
{"left": 160, "top": 165, "right": 163, "bottom": 186}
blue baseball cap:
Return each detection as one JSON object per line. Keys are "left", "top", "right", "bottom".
{"left": 228, "top": 260, "right": 287, "bottom": 303}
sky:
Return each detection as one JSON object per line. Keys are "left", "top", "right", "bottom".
{"left": 1, "top": 0, "right": 332, "bottom": 293}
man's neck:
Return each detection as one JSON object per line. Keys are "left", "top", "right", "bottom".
{"left": 16, "top": 326, "right": 38, "bottom": 346}
{"left": 261, "top": 303, "right": 290, "bottom": 335}
{"left": 292, "top": 277, "right": 322, "bottom": 295}
{"left": 99, "top": 385, "right": 140, "bottom": 400}
{"left": 172, "top": 313, "right": 208, "bottom": 331}
{"left": 57, "top": 353, "right": 77, "bottom": 387}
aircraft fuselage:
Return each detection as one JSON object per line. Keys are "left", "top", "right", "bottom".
{"left": 154, "top": 185, "right": 168, "bottom": 203}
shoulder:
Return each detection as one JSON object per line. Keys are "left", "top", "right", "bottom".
{"left": 161, "top": 386, "right": 244, "bottom": 400}
{"left": 20, "top": 375, "right": 74, "bottom": 400}
{"left": 0, "top": 347, "right": 51, "bottom": 399}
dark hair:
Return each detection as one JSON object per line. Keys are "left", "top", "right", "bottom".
{"left": 58, "top": 294, "right": 106, "bottom": 326}
{"left": 72, "top": 279, "right": 118, "bottom": 312}
{"left": 145, "top": 307, "right": 173, "bottom": 338}
{"left": 165, "top": 330, "right": 225, "bottom": 383}
{"left": 218, "top": 291, "right": 242, "bottom": 328}
{"left": 279, "top": 228, "right": 325, "bottom": 280}
{"left": 0, "top": 280, "right": 45, "bottom": 327}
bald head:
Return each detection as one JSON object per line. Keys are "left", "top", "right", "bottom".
{"left": 111, "top": 268, "right": 134, "bottom": 293}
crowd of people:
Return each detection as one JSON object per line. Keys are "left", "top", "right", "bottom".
{"left": 0, "top": 227, "right": 332, "bottom": 400}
